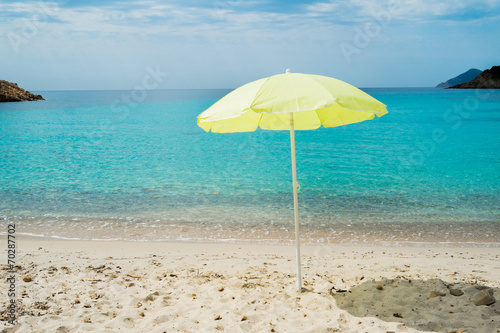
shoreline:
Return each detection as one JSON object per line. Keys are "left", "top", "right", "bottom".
{"left": 3, "top": 217, "right": 499, "bottom": 247}
{"left": 12, "top": 233, "right": 500, "bottom": 248}
{"left": 14, "top": 237, "right": 500, "bottom": 251}
{"left": 2, "top": 239, "right": 499, "bottom": 332}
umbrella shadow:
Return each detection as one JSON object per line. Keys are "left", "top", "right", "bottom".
{"left": 332, "top": 278, "right": 500, "bottom": 333}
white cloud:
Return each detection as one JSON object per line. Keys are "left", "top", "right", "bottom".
{"left": 306, "top": 2, "right": 338, "bottom": 13}
{"left": 303, "top": 0, "right": 500, "bottom": 23}
{"left": 1, "top": 0, "right": 498, "bottom": 42}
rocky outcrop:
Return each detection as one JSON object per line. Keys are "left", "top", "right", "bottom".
{"left": 0, "top": 80, "right": 44, "bottom": 102}
{"left": 450, "top": 66, "right": 500, "bottom": 89}
{"left": 436, "top": 68, "right": 482, "bottom": 88}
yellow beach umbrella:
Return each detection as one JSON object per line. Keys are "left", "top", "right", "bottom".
{"left": 197, "top": 69, "right": 388, "bottom": 291}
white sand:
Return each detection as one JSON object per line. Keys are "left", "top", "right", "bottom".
{"left": 1, "top": 240, "right": 499, "bottom": 332}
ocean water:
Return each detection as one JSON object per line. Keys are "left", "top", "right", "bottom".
{"left": 1, "top": 88, "right": 499, "bottom": 245}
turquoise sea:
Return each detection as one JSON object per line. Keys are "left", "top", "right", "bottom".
{"left": 1, "top": 88, "right": 499, "bottom": 245}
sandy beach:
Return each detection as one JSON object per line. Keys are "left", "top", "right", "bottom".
{"left": 1, "top": 240, "right": 499, "bottom": 332}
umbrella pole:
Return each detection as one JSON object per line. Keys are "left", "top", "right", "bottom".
{"left": 289, "top": 112, "right": 302, "bottom": 292}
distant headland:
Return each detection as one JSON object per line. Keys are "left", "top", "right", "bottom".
{"left": 0, "top": 80, "right": 44, "bottom": 102}
{"left": 436, "top": 69, "right": 482, "bottom": 88}
{"left": 449, "top": 66, "right": 500, "bottom": 89}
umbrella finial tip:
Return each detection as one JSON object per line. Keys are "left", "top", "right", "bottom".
{"left": 286, "top": 68, "right": 291, "bottom": 74}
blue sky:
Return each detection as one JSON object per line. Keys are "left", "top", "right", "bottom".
{"left": 1, "top": 0, "right": 499, "bottom": 90}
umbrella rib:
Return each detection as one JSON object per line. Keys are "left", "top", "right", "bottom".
{"left": 250, "top": 76, "right": 274, "bottom": 112}
{"left": 256, "top": 112, "right": 264, "bottom": 129}
{"left": 307, "top": 75, "right": 338, "bottom": 106}
{"left": 288, "top": 74, "right": 301, "bottom": 113}
{"left": 270, "top": 77, "right": 287, "bottom": 113}
{"left": 308, "top": 75, "right": 387, "bottom": 113}
{"left": 331, "top": 108, "right": 345, "bottom": 126}
{"left": 198, "top": 108, "right": 251, "bottom": 123}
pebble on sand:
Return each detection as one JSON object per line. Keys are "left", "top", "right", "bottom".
{"left": 429, "top": 290, "right": 446, "bottom": 298}
{"left": 472, "top": 289, "right": 496, "bottom": 306}
{"left": 449, "top": 288, "right": 464, "bottom": 296}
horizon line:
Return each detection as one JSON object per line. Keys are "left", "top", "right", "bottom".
{"left": 33, "top": 86, "right": 446, "bottom": 92}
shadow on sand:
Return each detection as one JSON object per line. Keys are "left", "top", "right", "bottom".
{"left": 332, "top": 278, "right": 500, "bottom": 333}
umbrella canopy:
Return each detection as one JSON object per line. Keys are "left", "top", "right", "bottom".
{"left": 197, "top": 70, "right": 388, "bottom": 292}
{"left": 198, "top": 69, "right": 387, "bottom": 132}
